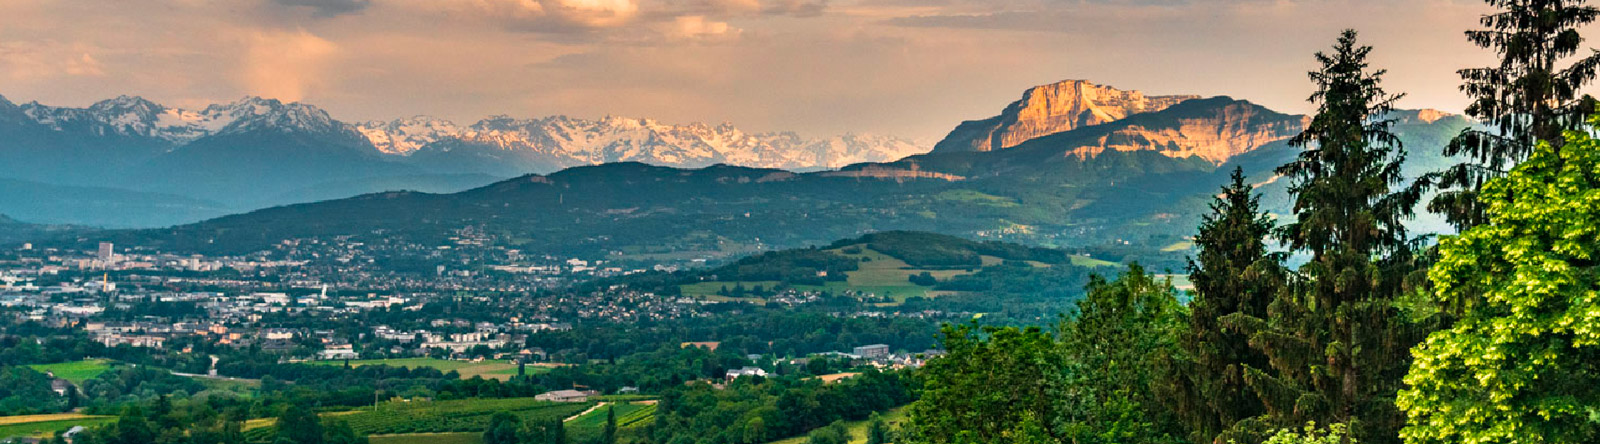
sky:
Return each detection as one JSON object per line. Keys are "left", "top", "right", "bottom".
{"left": 0, "top": 0, "right": 1543, "bottom": 141}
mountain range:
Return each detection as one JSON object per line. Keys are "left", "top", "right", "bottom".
{"left": 78, "top": 80, "right": 1471, "bottom": 264}
{"left": 0, "top": 94, "right": 924, "bottom": 226}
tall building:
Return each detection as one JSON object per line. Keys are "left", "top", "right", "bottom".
{"left": 98, "top": 242, "right": 114, "bottom": 261}
{"left": 853, "top": 344, "right": 890, "bottom": 359}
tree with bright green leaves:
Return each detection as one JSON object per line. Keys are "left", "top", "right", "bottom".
{"left": 484, "top": 412, "right": 521, "bottom": 444}
{"left": 1397, "top": 117, "right": 1600, "bottom": 444}
{"left": 866, "top": 412, "right": 890, "bottom": 444}
{"left": 1424, "top": 0, "right": 1600, "bottom": 230}
{"left": 806, "top": 421, "right": 851, "bottom": 444}
{"left": 322, "top": 420, "right": 367, "bottom": 444}
{"left": 1164, "top": 167, "right": 1286, "bottom": 444}
{"left": 743, "top": 417, "right": 767, "bottom": 444}
{"left": 275, "top": 405, "right": 324, "bottom": 444}
{"left": 1232, "top": 30, "right": 1431, "bottom": 444}
{"left": 1058, "top": 264, "right": 1185, "bottom": 444}
{"left": 903, "top": 321, "right": 1060, "bottom": 443}
{"left": 1259, "top": 422, "right": 1355, "bottom": 444}
{"left": 602, "top": 405, "right": 618, "bottom": 444}
{"left": 111, "top": 406, "right": 156, "bottom": 444}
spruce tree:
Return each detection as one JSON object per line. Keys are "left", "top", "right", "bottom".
{"left": 1164, "top": 167, "right": 1285, "bottom": 444}
{"left": 602, "top": 406, "right": 617, "bottom": 444}
{"left": 1425, "top": 0, "right": 1600, "bottom": 230}
{"left": 1237, "top": 29, "right": 1428, "bottom": 444}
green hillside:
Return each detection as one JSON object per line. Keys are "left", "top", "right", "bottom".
{"left": 81, "top": 102, "right": 1470, "bottom": 271}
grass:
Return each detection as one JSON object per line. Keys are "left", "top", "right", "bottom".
{"left": 566, "top": 402, "right": 656, "bottom": 429}
{"left": 247, "top": 398, "right": 591, "bottom": 439}
{"left": 1160, "top": 240, "right": 1195, "bottom": 252}
{"left": 1069, "top": 255, "right": 1120, "bottom": 268}
{"left": 680, "top": 248, "right": 995, "bottom": 303}
{"left": 29, "top": 359, "right": 114, "bottom": 384}
{"left": 0, "top": 414, "right": 116, "bottom": 439}
{"left": 764, "top": 407, "right": 907, "bottom": 444}
{"left": 305, "top": 358, "right": 532, "bottom": 380}
{"left": 369, "top": 433, "right": 483, "bottom": 444}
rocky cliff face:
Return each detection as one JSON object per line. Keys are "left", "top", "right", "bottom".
{"left": 1048, "top": 98, "right": 1310, "bottom": 164}
{"left": 934, "top": 80, "right": 1199, "bottom": 153}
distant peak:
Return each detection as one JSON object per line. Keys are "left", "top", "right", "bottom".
{"left": 934, "top": 79, "right": 1202, "bottom": 153}
{"left": 89, "top": 95, "right": 163, "bottom": 113}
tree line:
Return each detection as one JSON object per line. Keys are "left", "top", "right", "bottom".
{"left": 903, "top": 1, "right": 1600, "bottom": 443}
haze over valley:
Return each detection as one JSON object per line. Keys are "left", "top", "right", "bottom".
{"left": 3, "top": 2, "right": 1596, "bottom": 444}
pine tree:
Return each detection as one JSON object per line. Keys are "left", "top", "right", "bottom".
{"left": 1164, "top": 167, "right": 1285, "bottom": 444}
{"left": 1425, "top": 0, "right": 1600, "bottom": 230}
{"left": 1237, "top": 29, "right": 1429, "bottom": 444}
{"left": 276, "top": 405, "right": 325, "bottom": 444}
{"left": 602, "top": 406, "right": 617, "bottom": 444}
{"left": 483, "top": 412, "right": 520, "bottom": 444}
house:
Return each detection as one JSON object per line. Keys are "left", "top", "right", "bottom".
{"left": 681, "top": 341, "right": 720, "bottom": 351}
{"left": 535, "top": 389, "right": 594, "bottom": 403}
{"left": 318, "top": 347, "right": 359, "bottom": 360}
{"left": 853, "top": 344, "right": 890, "bottom": 359}
{"left": 49, "top": 378, "right": 72, "bottom": 396}
{"left": 725, "top": 366, "right": 768, "bottom": 381}
{"left": 62, "top": 426, "right": 86, "bottom": 443}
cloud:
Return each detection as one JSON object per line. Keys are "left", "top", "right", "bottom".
{"left": 760, "top": 0, "right": 826, "bottom": 17}
{"left": 65, "top": 53, "right": 106, "bottom": 77}
{"left": 468, "top": 0, "right": 641, "bottom": 33}
{"left": 0, "top": 41, "right": 107, "bottom": 81}
{"left": 667, "top": 15, "right": 740, "bottom": 40}
{"left": 269, "top": 0, "right": 372, "bottom": 17}
{"left": 240, "top": 29, "right": 338, "bottom": 102}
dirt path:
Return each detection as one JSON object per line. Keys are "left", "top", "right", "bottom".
{"left": 564, "top": 402, "right": 607, "bottom": 422}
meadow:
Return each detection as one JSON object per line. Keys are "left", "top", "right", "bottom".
{"left": 28, "top": 359, "right": 114, "bottom": 384}
{"left": 243, "top": 397, "right": 592, "bottom": 441}
{"left": 764, "top": 407, "right": 906, "bottom": 444}
{"left": 304, "top": 357, "right": 543, "bottom": 380}
{"left": 0, "top": 414, "right": 116, "bottom": 439}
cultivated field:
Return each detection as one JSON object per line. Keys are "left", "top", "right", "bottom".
{"left": 243, "top": 397, "right": 592, "bottom": 441}
{"left": 29, "top": 359, "right": 114, "bottom": 383}
{"left": 305, "top": 357, "right": 544, "bottom": 380}
{"left": 0, "top": 414, "right": 116, "bottom": 439}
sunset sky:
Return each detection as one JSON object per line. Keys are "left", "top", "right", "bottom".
{"left": 0, "top": 0, "right": 1544, "bottom": 140}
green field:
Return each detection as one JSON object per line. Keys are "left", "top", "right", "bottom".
{"left": 679, "top": 248, "right": 986, "bottom": 302}
{"left": 567, "top": 402, "right": 656, "bottom": 429}
{"left": 244, "top": 398, "right": 591, "bottom": 441}
{"left": 0, "top": 414, "right": 116, "bottom": 439}
{"left": 764, "top": 407, "right": 907, "bottom": 444}
{"left": 370, "top": 432, "right": 483, "bottom": 444}
{"left": 306, "top": 358, "right": 540, "bottom": 380}
{"left": 1069, "top": 255, "right": 1120, "bottom": 267}
{"left": 29, "top": 359, "right": 114, "bottom": 384}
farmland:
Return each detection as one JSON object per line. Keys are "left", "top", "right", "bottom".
{"left": 304, "top": 358, "right": 541, "bottom": 380}
{"left": 243, "top": 397, "right": 592, "bottom": 441}
{"left": 28, "top": 359, "right": 114, "bottom": 384}
{"left": 763, "top": 407, "right": 907, "bottom": 444}
{"left": 369, "top": 432, "right": 483, "bottom": 444}
{"left": 567, "top": 402, "right": 656, "bottom": 429}
{"left": 0, "top": 414, "right": 116, "bottom": 439}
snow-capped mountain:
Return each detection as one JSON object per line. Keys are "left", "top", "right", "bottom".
{"left": 15, "top": 95, "right": 352, "bottom": 145}
{"left": 354, "top": 114, "right": 926, "bottom": 172}
{"left": 3, "top": 93, "right": 926, "bottom": 174}
{"left": 0, "top": 93, "right": 929, "bottom": 226}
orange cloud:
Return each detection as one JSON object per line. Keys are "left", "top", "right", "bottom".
{"left": 241, "top": 29, "right": 337, "bottom": 102}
